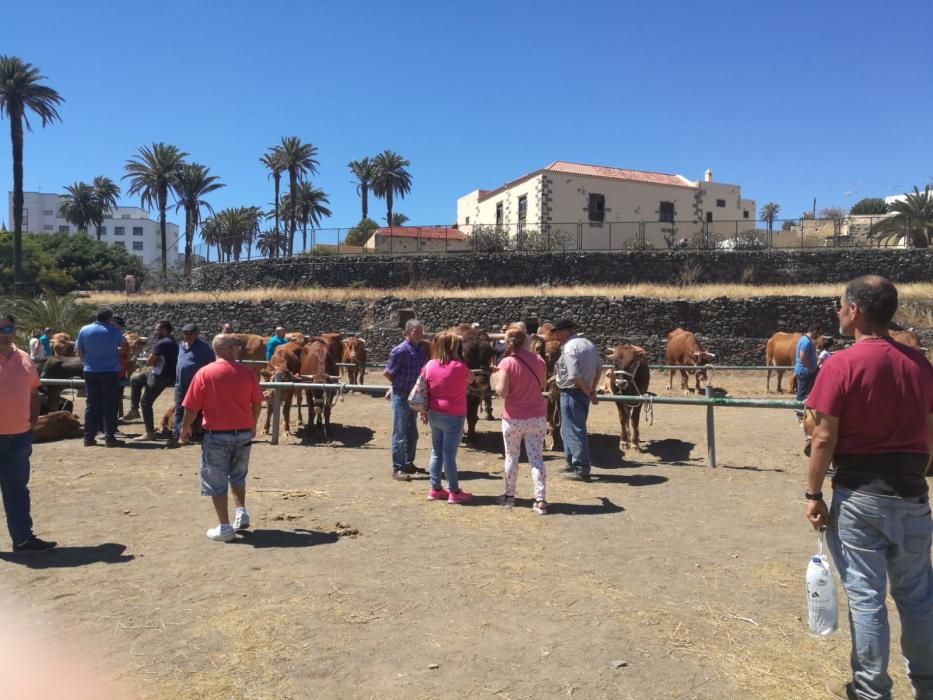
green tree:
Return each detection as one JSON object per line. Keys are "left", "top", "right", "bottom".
{"left": 173, "top": 163, "right": 224, "bottom": 277}
{"left": 256, "top": 229, "right": 287, "bottom": 258}
{"left": 348, "top": 157, "right": 376, "bottom": 220}
{"left": 371, "top": 150, "right": 412, "bottom": 228}
{"left": 386, "top": 212, "right": 409, "bottom": 226}
{"left": 849, "top": 198, "right": 888, "bottom": 216}
{"left": 0, "top": 56, "right": 64, "bottom": 291}
{"left": 91, "top": 176, "right": 121, "bottom": 240}
{"left": 203, "top": 207, "right": 262, "bottom": 262}
{"left": 1, "top": 290, "right": 95, "bottom": 346}
{"left": 259, "top": 145, "right": 285, "bottom": 258}
{"left": 759, "top": 202, "right": 780, "bottom": 245}
{"left": 343, "top": 217, "right": 379, "bottom": 247}
{"left": 58, "top": 181, "right": 96, "bottom": 232}
{"left": 283, "top": 182, "right": 331, "bottom": 252}
{"left": 277, "top": 137, "right": 319, "bottom": 257}
{"left": 123, "top": 142, "right": 188, "bottom": 278}
{"left": 869, "top": 186, "right": 933, "bottom": 248}
{"left": 819, "top": 206, "right": 846, "bottom": 220}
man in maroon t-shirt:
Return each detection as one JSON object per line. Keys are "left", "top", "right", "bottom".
{"left": 805, "top": 275, "right": 933, "bottom": 700}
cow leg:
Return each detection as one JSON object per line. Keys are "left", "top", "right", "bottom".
{"left": 617, "top": 403, "right": 629, "bottom": 453}
{"left": 766, "top": 368, "right": 772, "bottom": 393}
{"left": 681, "top": 370, "right": 689, "bottom": 395}
{"left": 630, "top": 404, "right": 642, "bottom": 452}
{"left": 282, "top": 390, "right": 294, "bottom": 434}
{"left": 776, "top": 370, "right": 784, "bottom": 394}
{"left": 465, "top": 395, "right": 479, "bottom": 441}
{"left": 295, "top": 390, "right": 304, "bottom": 426}
{"left": 667, "top": 369, "right": 674, "bottom": 391}
{"left": 359, "top": 367, "right": 366, "bottom": 386}
{"left": 323, "top": 395, "right": 333, "bottom": 441}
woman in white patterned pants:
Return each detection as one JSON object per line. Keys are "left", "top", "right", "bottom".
{"left": 493, "top": 326, "right": 549, "bottom": 514}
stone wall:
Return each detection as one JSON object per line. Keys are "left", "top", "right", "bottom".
{"left": 112, "top": 294, "right": 871, "bottom": 366}
{"left": 189, "top": 248, "right": 933, "bottom": 291}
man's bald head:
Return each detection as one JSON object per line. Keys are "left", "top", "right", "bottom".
{"left": 844, "top": 275, "right": 898, "bottom": 328}
{"left": 212, "top": 333, "right": 242, "bottom": 360}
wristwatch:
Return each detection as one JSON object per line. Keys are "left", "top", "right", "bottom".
{"left": 805, "top": 491, "right": 824, "bottom": 501}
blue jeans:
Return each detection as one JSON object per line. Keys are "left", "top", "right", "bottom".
{"left": 173, "top": 380, "right": 189, "bottom": 438}
{"left": 391, "top": 392, "right": 418, "bottom": 471}
{"left": 427, "top": 412, "right": 464, "bottom": 492}
{"left": 0, "top": 431, "right": 34, "bottom": 545}
{"left": 84, "top": 371, "right": 120, "bottom": 441}
{"left": 200, "top": 431, "right": 252, "bottom": 496}
{"left": 827, "top": 485, "right": 933, "bottom": 700}
{"left": 560, "top": 389, "right": 591, "bottom": 475}
{"left": 795, "top": 370, "right": 817, "bottom": 417}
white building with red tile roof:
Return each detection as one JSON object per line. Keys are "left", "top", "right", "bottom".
{"left": 364, "top": 225, "right": 469, "bottom": 254}
{"left": 457, "top": 161, "right": 756, "bottom": 250}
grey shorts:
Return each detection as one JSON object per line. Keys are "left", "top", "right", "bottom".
{"left": 200, "top": 431, "right": 252, "bottom": 496}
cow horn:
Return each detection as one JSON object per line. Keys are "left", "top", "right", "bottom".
{"left": 705, "top": 352, "right": 717, "bottom": 358}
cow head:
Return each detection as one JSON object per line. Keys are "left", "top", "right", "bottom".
{"left": 692, "top": 350, "right": 716, "bottom": 380}
{"left": 609, "top": 344, "right": 647, "bottom": 394}
{"left": 285, "top": 332, "right": 306, "bottom": 346}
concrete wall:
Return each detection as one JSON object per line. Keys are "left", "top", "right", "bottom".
{"left": 189, "top": 248, "right": 933, "bottom": 292}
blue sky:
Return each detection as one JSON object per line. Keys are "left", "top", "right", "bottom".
{"left": 3, "top": 0, "right": 932, "bottom": 251}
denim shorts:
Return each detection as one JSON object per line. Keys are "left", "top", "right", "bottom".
{"left": 200, "top": 431, "right": 252, "bottom": 496}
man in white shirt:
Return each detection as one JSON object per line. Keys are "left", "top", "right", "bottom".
{"left": 552, "top": 318, "right": 601, "bottom": 482}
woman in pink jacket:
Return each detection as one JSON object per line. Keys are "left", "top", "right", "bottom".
{"left": 492, "top": 325, "right": 549, "bottom": 514}
{"left": 421, "top": 332, "right": 474, "bottom": 504}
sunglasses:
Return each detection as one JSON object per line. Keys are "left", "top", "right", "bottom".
{"left": 0, "top": 324, "right": 14, "bottom": 334}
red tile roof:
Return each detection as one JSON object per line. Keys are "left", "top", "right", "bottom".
{"left": 545, "top": 161, "right": 695, "bottom": 188}
{"left": 375, "top": 226, "right": 466, "bottom": 240}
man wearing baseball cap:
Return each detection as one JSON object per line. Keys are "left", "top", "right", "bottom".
{"left": 168, "top": 323, "right": 215, "bottom": 448}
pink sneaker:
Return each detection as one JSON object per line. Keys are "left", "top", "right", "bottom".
{"left": 447, "top": 489, "right": 474, "bottom": 505}
{"left": 427, "top": 487, "right": 449, "bottom": 501}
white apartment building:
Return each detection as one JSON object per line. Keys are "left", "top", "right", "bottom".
{"left": 457, "top": 160, "right": 756, "bottom": 249}
{"left": 8, "top": 191, "right": 182, "bottom": 268}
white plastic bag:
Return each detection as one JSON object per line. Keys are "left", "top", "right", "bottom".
{"left": 806, "top": 531, "right": 838, "bottom": 636}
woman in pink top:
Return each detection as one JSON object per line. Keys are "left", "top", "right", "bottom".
{"left": 492, "top": 325, "right": 549, "bottom": 514}
{"left": 421, "top": 332, "right": 474, "bottom": 504}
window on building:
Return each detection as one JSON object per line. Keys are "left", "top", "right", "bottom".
{"left": 659, "top": 201, "right": 675, "bottom": 223}
{"left": 113, "top": 241, "right": 126, "bottom": 248}
{"left": 43, "top": 225, "right": 54, "bottom": 231}
{"left": 706, "top": 212, "right": 713, "bottom": 223}
{"left": 22, "top": 210, "right": 28, "bottom": 228}
{"left": 132, "top": 241, "right": 144, "bottom": 251}
{"left": 58, "top": 225, "right": 70, "bottom": 233}
{"left": 743, "top": 210, "right": 749, "bottom": 219}
{"left": 587, "top": 193, "right": 605, "bottom": 222}
{"left": 100, "top": 226, "right": 107, "bottom": 235}
{"left": 465, "top": 216, "right": 470, "bottom": 225}
{"left": 43, "top": 209, "right": 54, "bottom": 216}
{"left": 121, "top": 214, "right": 131, "bottom": 219}
{"left": 114, "top": 226, "right": 125, "bottom": 236}
{"left": 495, "top": 202, "right": 504, "bottom": 226}
{"left": 716, "top": 199, "right": 726, "bottom": 208}
{"left": 518, "top": 195, "right": 528, "bottom": 225}
{"left": 132, "top": 226, "right": 144, "bottom": 236}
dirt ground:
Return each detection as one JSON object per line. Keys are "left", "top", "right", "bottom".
{"left": 0, "top": 371, "right": 917, "bottom": 699}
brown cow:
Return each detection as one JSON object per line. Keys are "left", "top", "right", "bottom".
{"left": 451, "top": 325, "right": 495, "bottom": 442}
{"left": 160, "top": 406, "right": 202, "bottom": 438}
{"left": 606, "top": 344, "right": 650, "bottom": 454}
{"left": 766, "top": 332, "right": 827, "bottom": 393}
{"left": 890, "top": 328, "right": 922, "bottom": 349}
{"left": 537, "top": 336, "right": 563, "bottom": 451}
{"left": 33, "top": 412, "right": 84, "bottom": 443}
{"left": 51, "top": 332, "right": 75, "bottom": 357}
{"left": 231, "top": 334, "right": 267, "bottom": 376}
{"left": 40, "top": 356, "right": 84, "bottom": 413}
{"left": 263, "top": 341, "right": 305, "bottom": 434}
{"left": 665, "top": 328, "right": 715, "bottom": 394}
{"left": 341, "top": 337, "right": 368, "bottom": 386}
{"left": 299, "top": 337, "right": 338, "bottom": 440}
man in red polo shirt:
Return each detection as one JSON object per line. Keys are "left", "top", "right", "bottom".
{"left": 180, "top": 333, "right": 264, "bottom": 542}
{"left": 805, "top": 275, "right": 933, "bottom": 700}
{"left": 0, "top": 309, "right": 56, "bottom": 552}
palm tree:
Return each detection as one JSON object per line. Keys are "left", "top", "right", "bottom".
{"left": 58, "top": 181, "right": 96, "bottom": 233}
{"left": 203, "top": 207, "right": 262, "bottom": 262}
{"left": 759, "top": 202, "right": 780, "bottom": 246}
{"left": 256, "top": 229, "right": 287, "bottom": 259}
{"left": 348, "top": 157, "right": 376, "bottom": 220}
{"left": 0, "top": 56, "right": 64, "bottom": 291}
{"left": 282, "top": 183, "right": 332, "bottom": 253}
{"left": 386, "top": 212, "right": 409, "bottom": 227}
{"left": 259, "top": 146, "right": 285, "bottom": 258}
{"left": 123, "top": 142, "right": 188, "bottom": 278}
{"left": 869, "top": 186, "right": 933, "bottom": 248}
{"left": 371, "top": 150, "right": 412, "bottom": 227}
{"left": 277, "top": 137, "right": 319, "bottom": 257}
{"left": 0, "top": 289, "right": 95, "bottom": 346}
{"left": 91, "top": 176, "right": 121, "bottom": 240}
{"left": 173, "top": 163, "right": 224, "bottom": 277}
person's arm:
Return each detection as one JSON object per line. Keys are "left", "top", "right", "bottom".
{"left": 806, "top": 410, "right": 839, "bottom": 530}
{"left": 179, "top": 408, "right": 199, "bottom": 443}
{"left": 251, "top": 403, "right": 262, "bottom": 438}
{"left": 29, "top": 389, "right": 40, "bottom": 429}
{"left": 76, "top": 332, "right": 85, "bottom": 361}
{"left": 799, "top": 339, "right": 815, "bottom": 373}
{"left": 493, "top": 360, "right": 509, "bottom": 398}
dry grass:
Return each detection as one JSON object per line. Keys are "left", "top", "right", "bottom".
{"left": 86, "top": 282, "right": 933, "bottom": 306}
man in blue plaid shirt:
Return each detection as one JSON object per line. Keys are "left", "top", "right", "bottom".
{"left": 384, "top": 319, "right": 426, "bottom": 481}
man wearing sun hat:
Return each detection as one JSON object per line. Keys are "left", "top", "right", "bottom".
{"left": 552, "top": 318, "right": 602, "bottom": 482}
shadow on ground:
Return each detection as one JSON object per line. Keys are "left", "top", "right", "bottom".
{"left": 294, "top": 424, "right": 375, "bottom": 448}
{"left": 232, "top": 529, "right": 340, "bottom": 548}
{"left": 643, "top": 438, "right": 697, "bottom": 465}
{"left": 0, "top": 543, "right": 134, "bottom": 568}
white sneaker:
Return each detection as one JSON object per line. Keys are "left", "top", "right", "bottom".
{"left": 206, "top": 524, "right": 235, "bottom": 542}
{"left": 233, "top": 509, "right": 250, "bottom": 530}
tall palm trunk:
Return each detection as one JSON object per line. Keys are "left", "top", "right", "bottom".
{"left": 95, "top": 224, "right": 103, "bottom": 241}
{"left": 386, "top": 189, "right": 394, "bottom": 228}
{"left": 288, "top": 171, "right": 298, "bottom": 257}
{"left": 183, "top": 209, "right": 195, "bottom": 278}
{"left": 10, "top": 106, "right": 25, "bottom": 291}
{"left": 158, "top": 187, "right": 168, "bottom": 278}
{"left": 273, "top": 173, "right": 281, "bottom": 258}
{"left": 302, "top": 219, "right": 308, "bottom": 252}
{"left": 361, "top": 184, "right": 368, "bottom": 220}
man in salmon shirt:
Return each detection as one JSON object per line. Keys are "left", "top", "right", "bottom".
{"left": 805, "top": 275, "right": 933, "bottom": 700}
{"left": 180, "top": 334, "right": 264, "bottom": 543}
{"left": 0, "top": 310, "right": 57, "bottom": 552}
